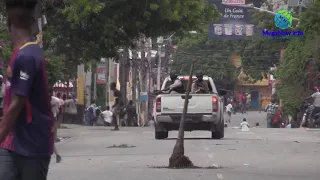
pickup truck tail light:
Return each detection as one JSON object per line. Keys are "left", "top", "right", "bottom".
{"left": 212, "top": 96, "right": 218, "bottom": 112}
{"left": 156, "top": 97, "right": 161, "bottom": 112}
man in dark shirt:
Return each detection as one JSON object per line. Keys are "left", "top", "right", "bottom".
{"left": 126, "top": 100, "right": 136, "bottom": 126}
{"left": 110, "top": 82, "right": 122, "bottom": 130}
{"left": 0, "top": 1, "right": 53, "bottom": 179}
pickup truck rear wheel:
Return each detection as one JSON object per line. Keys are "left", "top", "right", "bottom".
{"left": 155, "top": 131, "right": 168, "bottom": 139}
{"left": 211, "top": 120, "right": 225, "bottom": 139}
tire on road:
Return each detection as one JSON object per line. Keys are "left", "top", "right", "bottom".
{"left": 155, "top": 131, "right": 168, "bottom": 139}
{"left": 211, "top": 118, "right": 224, "bottom": 139}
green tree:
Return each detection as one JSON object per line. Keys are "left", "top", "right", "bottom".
{"left": 45, "top": 52, "right": 64, "bottom": 86}
{"left": 42, "top": 0, "right": 220, "bottom": 61}
{"left": 277, "top": 0, "right": 320, "bottom": 121}
{"left": 171, "top": 27, "right": 237, "bottom": 82}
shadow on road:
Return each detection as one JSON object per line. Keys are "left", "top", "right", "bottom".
{"left": 165, "top": 138, "right": 212, "bottom": 140}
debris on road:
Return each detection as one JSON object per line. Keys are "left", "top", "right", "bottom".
{"left": 148, "top": 165, "right": 223, "bottom": 169}
{"left": 106, "top": 144, "right": 136, "bottom": 148}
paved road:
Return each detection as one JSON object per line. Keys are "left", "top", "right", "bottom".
{"left": 225, "top": 111, "right": 268, "bottom": 128}
{"left": 49, "top": 112, "right": 320, "bottom": 180}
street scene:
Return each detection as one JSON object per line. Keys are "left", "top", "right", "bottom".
{"left": 49, "top": 112, "right": 320, "bottom": 180}
{"left": 1, "top": 0, "right": 320, "bottom": 180}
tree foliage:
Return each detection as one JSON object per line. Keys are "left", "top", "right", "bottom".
{"left": 43, "top": 0, "right": 220, "bottom": 64}
{"left": 171, "top": 27, "right": 239, "bottom": 83}
{"left": 238, "top": 1, "right": 291, "bottom": 80}
{"left": 277, "top": 0, "right": 320, "bottom": 115}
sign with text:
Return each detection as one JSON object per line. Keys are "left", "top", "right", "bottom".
{"left": 96, "top": 64, "right": 106, "bottom": 84}
{"left": 222, "top": 0, "right": 245, "bottom": 5}
{"left": 208, "top": 0, "right": 255, "bottom": 40}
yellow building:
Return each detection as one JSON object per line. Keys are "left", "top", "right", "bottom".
{"left": 230, "top": 54, "right": 272, "bottom": 109}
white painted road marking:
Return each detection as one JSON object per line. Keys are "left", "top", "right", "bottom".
{"left": 216, "top": 173, "right": 224, "bottom": 179}
{"left": 208, "top": 154, "right": 214, "bottom": 158}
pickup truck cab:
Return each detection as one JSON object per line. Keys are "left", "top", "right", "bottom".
{"left": 153, "top": 75, "right": 225, "bottom": 139}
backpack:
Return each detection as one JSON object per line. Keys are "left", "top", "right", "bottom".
{"left": 273, "top": 110, "right": 281, "bottom": 125}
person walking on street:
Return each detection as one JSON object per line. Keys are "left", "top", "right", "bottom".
{"left": 225, "top": 102, "right": 233, "bottom": 123}
{"left": 110, "top": 82, "right": 122, "bottom": 130}
{"left": 56, "top": 92, "right": 65, "bottom": 124}
{"left": 241, "top": 92, "right": 247, "bottom": 114}
{"left": 87, "top": 100, "right": 97, "bottom": 126}
{"left": 49, "top": 87, "right": 62, "bottom": 163}
{"left": 0, "top": 1, "right": 53, "bottom": 179}
{"left": 265, "top": 99, "right": 279, "bottom": 128}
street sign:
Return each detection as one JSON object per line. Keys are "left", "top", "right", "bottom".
{"left": 208, "top": 0, "right": 259, "bottom": 40}
{"left": 96, "top": 64, "right": 106, "bottom": 84}
{"left": 140, "top": 92, "right": 148, "bottom": 101}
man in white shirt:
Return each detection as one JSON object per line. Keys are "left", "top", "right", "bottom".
{"left": 49, "top": 88, "right": 62, "bottom": 163}
{"left": 101, "top": 106, "right": 113, "bottom": 126}
{"left": 240, "top": 118, "right": 250, "bottom": 131}
{"left": 225, "top": 103, "right": 233, "bottom": 123}
{"left": 307, "top": 89, "right": 320, "bottom": 121}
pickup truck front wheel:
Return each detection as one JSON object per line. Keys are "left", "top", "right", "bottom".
{"left": 211, "top": 119, "right": 225, "bottom": 139}
{"left": 155, "top": 131, "right": 168, "bottom": 139}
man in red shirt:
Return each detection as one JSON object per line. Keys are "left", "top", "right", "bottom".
{"left": 0, "top": 1, "right": 53, "bottom": 179}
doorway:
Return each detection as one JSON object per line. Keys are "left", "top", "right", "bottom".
{"left": 250, "top": 90, "right": 259, "bottom": 109}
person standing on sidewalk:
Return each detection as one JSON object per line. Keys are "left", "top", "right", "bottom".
{"left": 126, "top": 100, "right": 136, "bottom": 126}
{"left": 265, "top": 99, "right": 279, "bottom": 128}
{"left": 0, "top": 1, "right": 53, "bottom": 179}
{"left": 110, "top": 82, "right": 122, "bottom": 130}
{"left": 49, "top": 87, "right": 62, "bottom": 163}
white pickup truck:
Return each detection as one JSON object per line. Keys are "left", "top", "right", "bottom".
{"left": 153, "top": 75, "right": 225, "bottom": 139}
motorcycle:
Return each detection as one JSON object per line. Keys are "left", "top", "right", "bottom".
{"left": 301, "top": 102, "right": 314, "bottom": 127}
{"left": 308, "top": 111, "right": 320, "bottom": 128}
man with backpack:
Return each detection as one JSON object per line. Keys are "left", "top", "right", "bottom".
{"left": 265, "top": 99, "right": 279, "bottom": 128}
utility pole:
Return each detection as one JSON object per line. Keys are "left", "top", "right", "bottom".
{"left": 156, "top": 37, "right": 163, "bottom": 90}
{"left": 77, "top": 64, "right": 85, "bottom": 124}
{"left": 132, "top": 43, "right": 138, "bottom": 104}
{"left": 298, "top": 0, "right": 303, "bottom": 14}
{"left": 85, "top": 65, "right": 92, "bottom": 108}
{"left": 105, "top": 58, "right": 110, "bottom": 107}
{"left": 139, "top": 36, "right": 148, "bottom": 126}
{"left": 93, "top": 73, "right": 97, "bottom": 101}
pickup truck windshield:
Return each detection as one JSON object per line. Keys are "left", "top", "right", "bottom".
{"left": 164, "top": 79, "right": 213, "bottom": 92}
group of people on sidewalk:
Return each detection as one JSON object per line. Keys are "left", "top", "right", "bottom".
{"left": 87, "top": 82, "right": 138, "bottom": 130}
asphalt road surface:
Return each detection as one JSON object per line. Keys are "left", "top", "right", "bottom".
{"left": 49, "top": 112, "right": 320, "bottom": 180}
